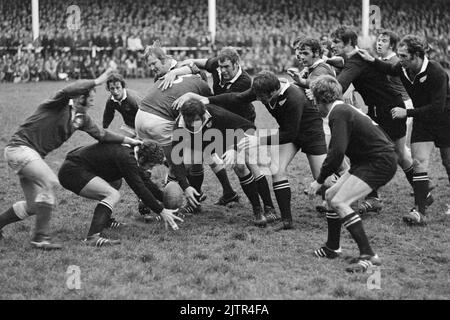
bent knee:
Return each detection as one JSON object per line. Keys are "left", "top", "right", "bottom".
{"left": 233, "top": 164, "right": 248, "bottom": 176}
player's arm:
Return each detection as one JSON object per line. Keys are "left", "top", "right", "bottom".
{"left": 337, "top": 58, "right": 364, "bottom": 93}
{"left": 158, "top": 62, "right": 203, "bottom": 90}
{"left": 325, "top": 56, "right": 345, "bottom": 69}
{"left": 299, "top": 64, "right": 336, "bottom": 88}
{"left": 357, "top": 49, "right": 401, "bottom": 76}
{"left": 316, "top": 112, "right": 350, "bottom": 184}
{"left": 209, "top": 88, "right": 257, "bottom": 106}
{"left": 406, "top": 69, "right": 448, "bottom": 117}
{"left": 102, "top": 101, "right": 115, "bottom": 129}
{"left": 179, "top": 58, "right": 208, "bottom": 69}
{"left": 81, "top": 116, "right": 142, "bottom": 146}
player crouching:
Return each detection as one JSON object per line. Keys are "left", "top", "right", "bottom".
{"left": 308, "top": 76, "right": 397, "bottom": 273}
{"left": 58, "top": 141, "right": 183, "bottom": 247}
{"left": 172, "top": 99, "right": 279, "bottom": 227}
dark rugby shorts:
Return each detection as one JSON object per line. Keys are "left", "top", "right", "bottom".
{"left": 296, "top": 131, "right": 327, "bottom": 155}
{"left": 58, "top": 160, "right": 97, "bottom": 195}
{"left": 411, "top": 120, "right": 450, "bottom": 148}
{"left": 349, "top": 152, "right": 397, "bottom": 190}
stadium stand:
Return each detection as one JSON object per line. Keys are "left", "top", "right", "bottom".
{"left": 1, "top": 0, "right": 449, "bottom": 82}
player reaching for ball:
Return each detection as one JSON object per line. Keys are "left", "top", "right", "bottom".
{"left": 57, "top": 141, "right": 183, "bottom": 247}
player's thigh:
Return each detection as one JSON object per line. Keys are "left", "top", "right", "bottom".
{"left": 270, "top": 143, "right": 299, "bottom": 177}
{"left": 306, "top": 153, "right": 327, "bottom": 179}
{"left": 325, "top": 171, "right": 351, "bottom": 202}
{"left": 330, "top": 174, "right": 372, "bottom": 207}
{"left": 411, "top": 141, "right": 434, "bottom": 170}
{"left": 439, "top": 147, "right": 450, "bottom": 170}
{"left": 18, "top": 157, "right": 59, "bottom": 190}
{"left": 79, "top": 177, "right": 119, "bottom": 201}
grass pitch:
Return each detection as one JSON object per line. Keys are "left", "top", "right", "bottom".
{"left": 0, "top": 79, "right": 449, "bottom": 300}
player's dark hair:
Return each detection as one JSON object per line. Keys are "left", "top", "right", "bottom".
{"left": 137, "top": 141, "right": 165, "bottom": 168}
{"left": 297, "top": 37, "right": 323, "bottom": 56}
{"left": 378, "top": 29, "right": 400, "bottom": 51}
{"left": 399, "top": 35, "right": 426, "bottom": 59}
{"left": 310, "top": 75, "right": 343, "bottom": 104}
{"left": 331, "top": 26, "right": 358, "bottom": 47}
{"left": 218, "top": 47, "right": 240, "bottom": 65}
{"left": 180, "top": 99, "right": 206, "bottom": 123}
{"left": 106, "top": 73, "right": 126, "bottom": 90}
{"left": 252, "top": 71, "right": 280, "bottom": 96}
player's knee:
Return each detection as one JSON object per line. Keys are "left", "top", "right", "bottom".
{"left": 105, "top": 188, "right": 121, "bottom": 206}
{"left": 233, "top": 163, "right": 247, "bottom": 177}
{"left": 413, "top": 157, "right": 429, "bottom": 172}
{"left": 12, "top": 201, "right": 33, "bottom": 220}
{"left": 328, "top": 197, "right": 344, "bottom": 211}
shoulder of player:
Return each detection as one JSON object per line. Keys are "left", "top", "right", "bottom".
{"left": 283, "top": 84, "right": 307, "bottom": 103}
{"left": 425, "top": 60, "right": 447, "bottom": 79}
{"left": 329, "top": 103, "right": 354, "bottom": 119}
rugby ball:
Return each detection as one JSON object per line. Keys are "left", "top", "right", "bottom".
{"left": 163, "top": 181, "right": 184, "bottom": 209}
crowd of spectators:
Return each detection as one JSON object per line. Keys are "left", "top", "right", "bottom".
{"left": 1, "top": 0, "right": 449, "bottom": 83}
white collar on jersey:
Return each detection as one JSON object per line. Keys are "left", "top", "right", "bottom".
{"left": 324, "top": 99, "right": 344, "bottom": 122}
{"left": 110, "top": 89, "right": 127, "bottom": 103}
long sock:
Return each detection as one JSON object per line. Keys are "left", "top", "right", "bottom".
{"left": 403, "top": 165, "right": 414, "bottom": 188}
{"left": 0, "top": 207, "right": 21, "bottom": 229}
{"left": 87, "top": 201, "right": 113, "bottom": 237}
{"left": 33, "top": 203, "right": 53, "bottom": 239}
{"left": 239, "top": 173, "right": 261, "bottom": 210}
{"left": 255, "top": 174, "right": 274, "bottom": 208}
{"left": 215, "top": 168, "right": 235, "bottom": 196}
{"left": 342, "top": 212, "right": 374, "bottom": 257}
{"left": 325, "top": 211, "right": 341, "bottom": 250}
{"left": 187, "top": 165, "right": 204, "bottom": 194}
{"left": 413, "top": 172, "right": 429, "bottom": 214}
{"left": 273, "top": 180, "right": 292, "bottom": 222}
{"left": 367, "top": 190, "right": 378, "bottom": 198}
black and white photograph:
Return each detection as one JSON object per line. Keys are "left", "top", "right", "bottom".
{"left": 0, "top": 0, "right": 449, "bottom": 303}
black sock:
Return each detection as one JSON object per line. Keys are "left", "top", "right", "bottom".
{"left": 273, "top": 180, "right": 292, "bottom": 223}
{"left": 255, "top": 174, "right": 274, "bottom": 208}
{"left": 239, "top": 173, "right": 261, "bottom": 210}
{"left": 187, "top": 165, "right": 204, "bottom": 194}
{"left": 0, "top": 207, "right": 21, "bottom": 229}
{"left": 342, "top": 212, "right": 374, "bottom": 257}
{"left": 403, "top": 165, "right": 414, "bottom": 188}
{"left": 325, "top": 211, "right": 341, "bottom": 250}
{"left": 215, "top": 168, "right": 235, "bottom": 196}
{"left": 87, "top": 201, "right": 113, "bottom": 237}
{"left": 33, "top": 203, "right": 53, "bottom": 239}
{"left": 367, "top": 190, "right": 378, "bottom": 198}
{"left": 413, "top": 172, "right": 429, "bottom": 214}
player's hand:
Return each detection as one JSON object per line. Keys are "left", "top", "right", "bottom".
{"left": 308, "top": 180, "right": 322, "bottom": 200}
{"left": 159, "top": 208, "right": 183, "bottom": 230}
{"left": 237, "top": 133, "right": 259, "bottom": 151}
{"left": 124, "top": 137, "right": 143, "bottom": 146}
{"left": 222, "top": 149, "right": 237, "bottom": 166}
{"left": 305, "top": 89, "right": 315, "bottom": 101}
{"left": 184, "top": 186, "right": 200, "bottom": 207}
{"left": 94, "top": 67, "right": 115, "bottom": 85}
{"left": 357, "top": 48, "right": 375, "bottom": 62}
{"left": 391, "top": 107, "right": 407, "bottom": 119}
{"left": 158, "top": 70, "right": 177, "bottom": 91}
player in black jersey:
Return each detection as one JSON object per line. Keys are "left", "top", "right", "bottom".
{"left": 358, "top": 35, "right": 450, "bottom": 225}
{"left": 308, "top": 75, "right": 397, "bottom": 273}
{"left": 174, "top": 71, "right": 328, "bottom": 231}
{"left": 330, "top": 26, "right": 415, "bottom": 216}
{"left": 58, "top": 142, "right": 183, "bottom": 247}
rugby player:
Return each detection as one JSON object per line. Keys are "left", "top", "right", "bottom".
{"left": 330, "top": 26, "right": 416, "bottom": 215}
{"left": 0, "top": 68, "right": 142, "bottom": 249}
{"left": 308, "top": 75, "right": 397, "bottom": 273}
{"left": 58, "top": 141, "right": 182, "bottom": 247}
{"left": 358, "top": 35, "right": 450, "bottom": 225}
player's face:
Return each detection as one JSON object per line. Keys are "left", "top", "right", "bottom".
{"left": 185, "top": 114, "right": 203, "bottom": 133}
{"left": 397, "top": 45, "right": 416, "bottom": 70}
{"left": 146, "top": 54, "right": 169, "bottom": 78}
{"left": 256, "top": 90, "right": 279, "bottom": 107}
{"left": 296, "top": 46, "right": 316, "bottom": 67}
{"left": 218, "top": 59, "right": 238, "bottom": 81}
{"left": 108, "top": 81, "right": 124, "bottom": 100}
{"left": 331, "top": 38, "right": 345, "bottom": 56}
{"left": 376, "top": 35, "right": 391, "bottom": 55}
